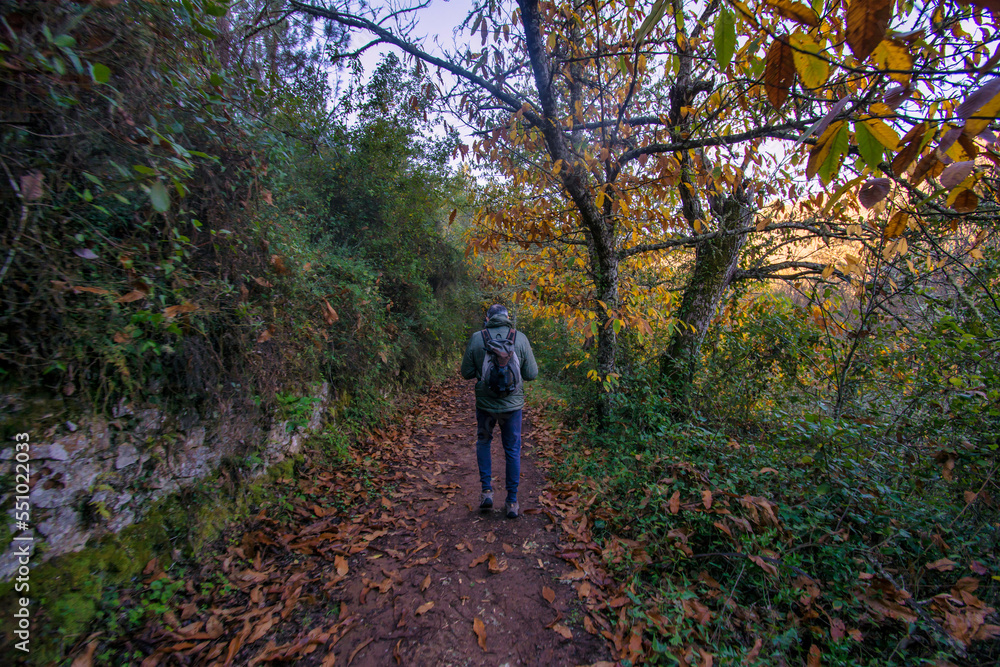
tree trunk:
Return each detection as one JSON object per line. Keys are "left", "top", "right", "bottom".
{"left": 660, "top": 191, "right": 751, "bottom": 413}
{"left": 592, "top": 240, "right": 619, "bottom": 421}
{"left": 518, "top": 0, "right": 620, "bottom": 420}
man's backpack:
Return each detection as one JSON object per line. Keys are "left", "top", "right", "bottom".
{"left": 480, "top": 328, "right": 521, "bottom": 398}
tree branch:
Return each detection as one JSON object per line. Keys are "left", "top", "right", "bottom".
{"left": 289, "top": 1, "right": 539, "bottom": 122}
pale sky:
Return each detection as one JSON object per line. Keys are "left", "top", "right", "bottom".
{"left": 353, "top": 0, "right": 477, "bottom": 79}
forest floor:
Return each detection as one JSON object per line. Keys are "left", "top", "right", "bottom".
{"left": 86, "top": 377, "right": 614, "bottom": 666}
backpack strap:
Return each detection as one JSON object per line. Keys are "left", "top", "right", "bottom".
{"left": 480, "top": 329, "right": 491, "bottom": 346}
{"left": 506, "top": 328, "right": 516, "bottom": 344}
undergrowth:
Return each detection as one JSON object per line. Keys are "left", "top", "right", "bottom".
{"left": 544, "top": 364, "right": 998, "bottom": 666}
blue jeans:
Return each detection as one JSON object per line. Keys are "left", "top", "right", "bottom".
{"left": 475, "top": 408, "right": 521, "bottom": 502}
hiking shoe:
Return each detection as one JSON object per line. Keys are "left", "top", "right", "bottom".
{"left": 505, "top": 501, "right": 519, "bottom": 519}
{"left": 479, "top": 490, "right": 494, "bottom": 510}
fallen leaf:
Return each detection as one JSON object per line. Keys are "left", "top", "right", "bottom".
{"left": 750, "top": 555, "right": 778, "bottom": 576}
{"left": 744, "top": 637, "right": 762, "bottom": 664}
{"left": 347, "top": 637, "right": 373, "bottom": 666}
{"left": 415, "top": 601, "right": 434, "bottom": 616}
{"left": 926, "top": 558, "right": 958, "bottom": 572}
{"left": 473, "top": 617, "right": 487, "bottom": 650}
{"left": 487, "top": 554, "right": 507, "bottom": 574}
{"left": 807, "top": 644, "right": 821, "bottom": 667}
{"left": 163, "top": 303, "right": 198, "bottom": 318}
{"left": 335, "top": 555, "right": 348, "bottom": 577}
{"left": 70, "top": 640, "right": 98, "bottom": 667}
{"left": 420, "top": 574, "right": 431, "bottom": 591}
{"left": 551, "top": 623, "right": 573, "bottom": 639}
{"left": 970, "top": 561, "right": 989, "bottom": 575}
{"left": 485, "top": 531, "right": 497, "bottom": 543}
{"left": 669, "top": 490, "right": 680, "bottom": 514}
{"left": 542, "top": 586, "right": 556, "bottom": 604}
{"left": 469, "top": 553, "right": 490, "bottom": 568}
{"left": 322, "top": 299, "right": 339, "bottom": 325}
{"left": 702, "top": 489, "right": 713, "bottom": 510}
{"left": 115, "top": 290, "right": 146, "bottom": 304}
{"left": 206, "top": 616, "right": 224, "bottom": 639}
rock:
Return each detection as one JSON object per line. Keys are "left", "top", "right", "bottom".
{"left": 29, "top": 444, "right": 70, "bottom": 461}
{"left": 36, "top": 507, "right": 88, "bottom": 557}
{"left": 0, "top": 532, "right": 36, "bottom": 580}
{"left": 115, "top": 443, "right": 140, "bottom": 470}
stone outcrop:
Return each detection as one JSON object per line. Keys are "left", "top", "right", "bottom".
{"left": 0, "top": 383, "right": 330, "bottom": 579}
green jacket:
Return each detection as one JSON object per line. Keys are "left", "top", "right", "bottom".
{"left": 461, "top": 314, "right": 538, "bottom": 412}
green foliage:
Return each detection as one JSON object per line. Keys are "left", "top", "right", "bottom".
{"left": 0, "top": 3, "right": 477, "bottom": 663}
{"left": 550, "top": 376, "right": 999, "bottom": 665}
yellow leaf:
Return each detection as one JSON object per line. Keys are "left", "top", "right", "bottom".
{"left": 415, "top": 601, "right": 434, "bottom": 616}
{"left": 789, "top": 32, "right": 828, "bottom": 89}
{"left": 869, "top": 102, "right": 896, "bottom": 118}
{"left": 964, "top": 89, "right": 1000, "bottom": 137}
{"left": 806, "top": 120, "right": 845, "bottom": 180}
{"left": 861, "top": 117, "right": 899, "bottom": 150}
{"left": 885, "top": 211, "right": 908, "bottom": 238}
{"left": 872, "top": 40, "right": 913, "bottom": 83}
{"left": 764, "top": 0, "right": 819, "bottom": 26}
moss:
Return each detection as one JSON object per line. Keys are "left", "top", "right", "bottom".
{"left": 0, "top": 448, "right": 307, "bottom": 665}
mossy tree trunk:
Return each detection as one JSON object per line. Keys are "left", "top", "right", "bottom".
{"left": 660, "top": 190, "right": 752, "bottom": 414}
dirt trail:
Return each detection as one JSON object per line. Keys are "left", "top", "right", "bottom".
{"left": 327, "top": 377, "right": 609, "bottom": 667}
{"left": 121, "top": 377, "right": 611, "bottom": 667}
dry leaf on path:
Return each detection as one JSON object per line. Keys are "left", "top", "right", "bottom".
{"left": 420, "top": 574, "right": 431, "bottom": 591}
{"left": 542, "top": 586, "right": 556, "bottom": 604}
{"left": 551, "top": 623, "right": 573, "bottom": 639}
{"left": 335, "top": 555, "right": 349, "bottom": 576}
{"left": 469, "top": 553, "right": 490, "bottom": 568}
{"left": 347, "top": 637, "right": 373, "bottom": 666}
{"left": 487, "top": 554, "right": 507, "bottom": 573}
{"left": 473, "top": 617, "right": 487, "bottom": 650}
{"left": 415, "top": 601, "right": 434, "bottom": 615}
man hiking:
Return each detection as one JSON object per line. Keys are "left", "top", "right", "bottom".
{"left": 460, "top": 304, "right": 538, "bottom": 518}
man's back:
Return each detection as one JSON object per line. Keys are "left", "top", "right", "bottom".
{"left": 461, "top": 312, "right": 538, "bottom": 413}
